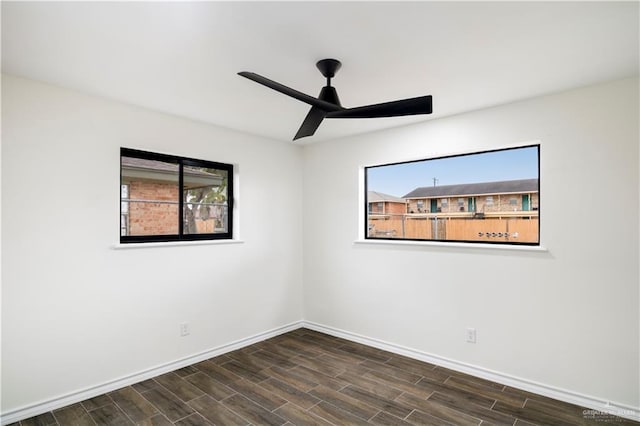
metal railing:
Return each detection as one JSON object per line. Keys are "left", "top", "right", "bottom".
{"left": 120, "top": 198, "right": 228, "bottom": 236}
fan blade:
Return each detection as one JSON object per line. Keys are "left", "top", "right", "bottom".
{"left": 293, "top": 106, "right": 326, "bottom": 140}
{"left": 326, "top": 95, "right": 432, "bottom": 119}
{"left": 238, "top": 72, "right": 343, "bottom": 112}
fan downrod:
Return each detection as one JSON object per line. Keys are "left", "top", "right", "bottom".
{"left": 316, "top": 59, "right": 342, "bottom": 83}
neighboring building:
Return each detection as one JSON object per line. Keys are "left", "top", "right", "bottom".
{"left": 121, "top": 157, "right": 224, "bottom": 236}
{"left": 367, "top": 191, "right": 407, "bottom": 215}
{"left": 403, "top": 178, "right": 539, "bottom": 217}
{"left": 367, "top": 191, "right": 407, "bottom": 238}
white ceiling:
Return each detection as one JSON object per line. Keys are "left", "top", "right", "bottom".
{"left": 2, "top": 2, "right": 638, "bottom": 143}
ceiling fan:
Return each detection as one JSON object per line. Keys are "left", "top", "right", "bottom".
{"left": 238, "top": 59, "right": 433, "bottom": 140}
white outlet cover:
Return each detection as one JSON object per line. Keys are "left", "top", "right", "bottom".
{"left": 466, "top": 328, "right": 476, "bottom": 343}
{"left": 180, "top": 323, "right": 190, "bottom": 336}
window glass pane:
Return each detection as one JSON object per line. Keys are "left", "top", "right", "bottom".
{"left": 183, "top": 167, "right": 228, "bottom": 234}
{"left": 365, "top": 145, "right": 539, "bottom": 245}
{"left": 121, "top": 156, "right": 179, "bottom": 236}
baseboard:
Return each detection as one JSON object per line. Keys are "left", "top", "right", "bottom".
{"left": 4, "top": 319, "right": 638, "bottom": 424}
{"left": 0, "top": 320, "right": 304, "bottom": 425}
{"left": 302, "top": 321, "right": 640, "bottom": 422}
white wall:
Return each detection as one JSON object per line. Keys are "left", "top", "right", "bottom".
{"left": 1, "top": 75, "right": 304, "bottom": 413}
{"left": 303, "top": 78, "right": 639, "bottom": 408}
{"left": 2, "top": 74, "right": 639, "bottom": 417}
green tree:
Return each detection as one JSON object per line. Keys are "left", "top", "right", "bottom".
{"left": 184, "top": 169, "right": 227, "bottom": 234}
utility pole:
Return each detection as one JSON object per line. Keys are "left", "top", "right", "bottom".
{"left": 432, "top": 177, "right": 439, "bottom": 187}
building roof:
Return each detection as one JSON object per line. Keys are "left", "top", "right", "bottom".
{"left": 403, "top": 178, "right": 538, "bottom": 199}
{"left": 368, "top": 191, "right": 406, "bottom": 203}
{"left": 121, "top": 157, "right": 221, "bottom": 178}
{"left": 121, "top": 156, "right": 224, "bottom": 188}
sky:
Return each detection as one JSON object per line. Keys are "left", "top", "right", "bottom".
{"left": 367, "top": 146, "right": 539, "bottom": 198}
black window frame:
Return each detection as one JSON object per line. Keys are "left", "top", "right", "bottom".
{"left": 120, "top": 147, "right": 234, "bottom": 244}
{"left": 364, "top": 144, "right": 540, "bottom": 246}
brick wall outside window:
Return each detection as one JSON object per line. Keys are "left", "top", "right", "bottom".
{"left": 128, "top": 181, "right": 179, "bottom": 235}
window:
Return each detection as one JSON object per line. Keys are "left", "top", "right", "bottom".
{"left": 364, "top": 144, "right": 540, "bottom": 245}
{"left": 120, "top": 148, "right": 233, "bottom": 243}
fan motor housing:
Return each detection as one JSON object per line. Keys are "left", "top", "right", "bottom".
{"left": 318, "top": 86, "right": 341, "bottom": 107}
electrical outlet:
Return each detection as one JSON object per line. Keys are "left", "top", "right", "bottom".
{"left": 466, "top": 328, "right": 476, "bottom": 343}
{"left": 180, "top": 322, "right": 190, "bottom": 337}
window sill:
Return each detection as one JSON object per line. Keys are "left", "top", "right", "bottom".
{"left": 354, "top": 239, "right": 548, "bottom": 252}
{"left": 112, "top": 239, "right": 244, "bottom": 250}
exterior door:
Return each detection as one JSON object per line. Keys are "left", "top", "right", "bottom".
{"left": 430, "top": 199, "right": 438, "bottom": 213}
{"left": 468, "top": 197, "right": 474, "bottom": 212}
{"left": 522, "top": 194, "right": 530, "bottom": 211}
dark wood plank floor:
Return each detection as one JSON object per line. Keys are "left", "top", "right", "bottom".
{"left": 10, "top": 328, "right": 638, "bottom": 425}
